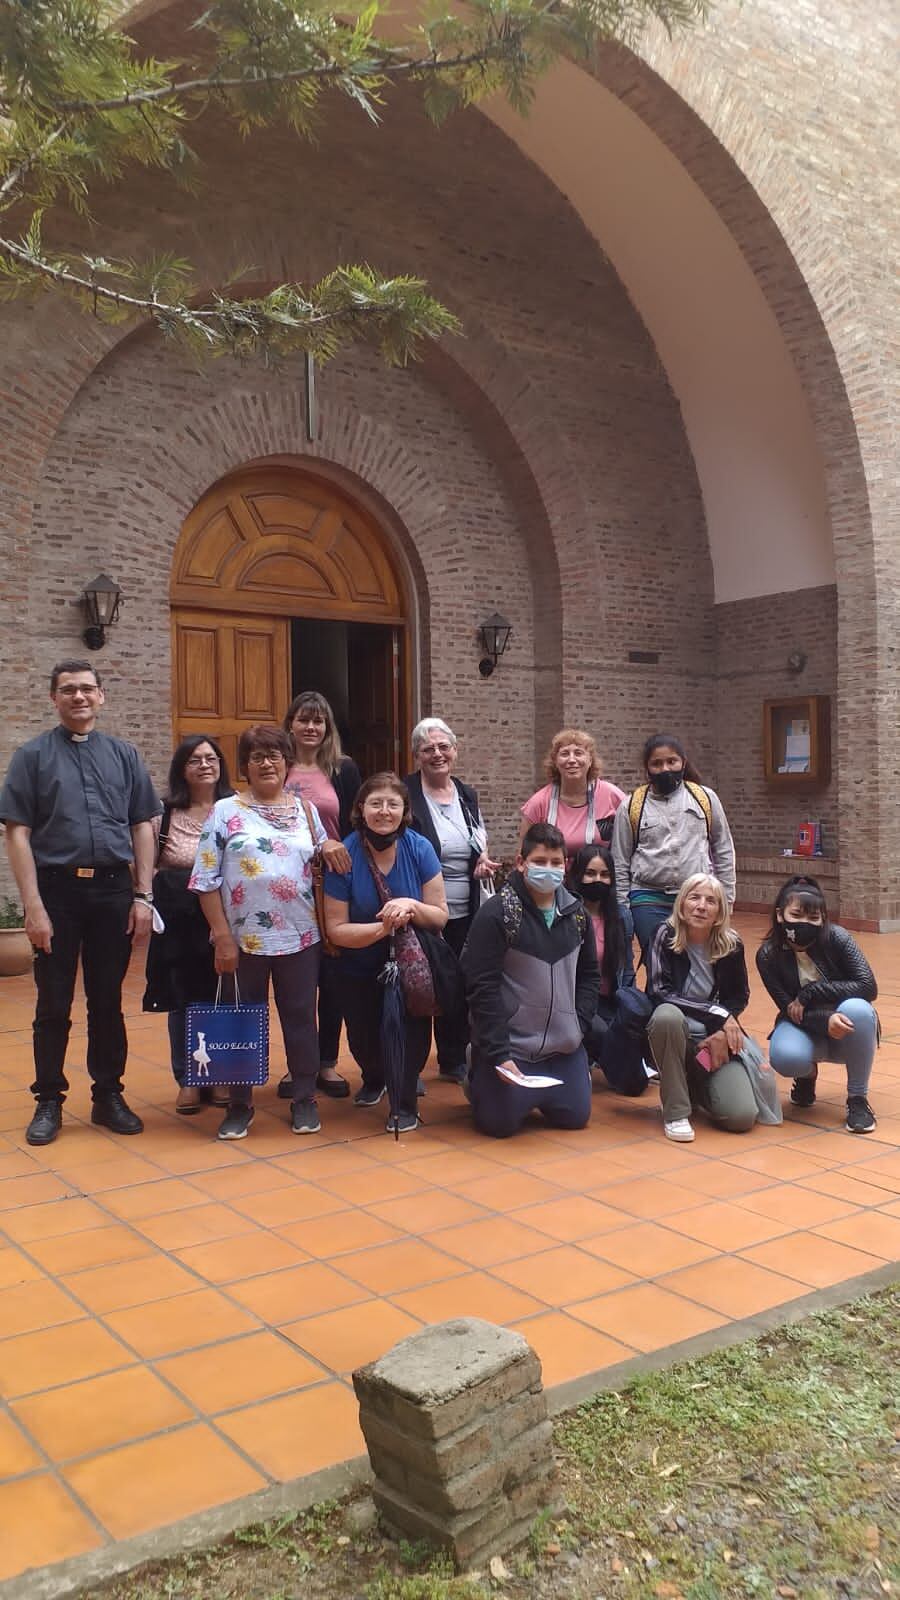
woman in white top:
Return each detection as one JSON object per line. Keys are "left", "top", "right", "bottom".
{"left": 405, "top": 717, "right": 498, "bottom": 1084}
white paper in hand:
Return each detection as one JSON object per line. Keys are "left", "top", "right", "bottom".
{"left": 496, "top": 1065, "right": 563, "bottom": 1089}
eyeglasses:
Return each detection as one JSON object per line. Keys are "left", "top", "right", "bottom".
{"left": 247, "top": 751, "right": 285, "bottom": 766}
{"left": 186, "top": 754, "right": 219, "bottom": 768}
{"left": 56, "top": 684, "right": 100, "bottom": 697}
{"left": 420, "top": 743, "right": 453, "bottom": 757}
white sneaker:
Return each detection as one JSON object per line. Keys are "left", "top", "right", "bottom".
{"left": 664, "top": 1118, "right": 695, "bottom": 1142}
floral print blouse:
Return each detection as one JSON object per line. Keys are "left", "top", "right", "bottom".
{"left": 188, "top": 794, "right": 326, "bottom": 956}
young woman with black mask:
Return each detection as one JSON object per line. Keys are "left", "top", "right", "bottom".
{"left": 611, "top": 732, "right": 736, "bottom": 961}
{"left": 756, "top": 875, "right": 878, "bottom": 1133}
{"left": 568, "top": 845, "right": 653, "bottom": 1096}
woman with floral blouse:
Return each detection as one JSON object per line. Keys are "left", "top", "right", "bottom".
{"left": 189, "top": 723, "right": 329, "bottom": 1141}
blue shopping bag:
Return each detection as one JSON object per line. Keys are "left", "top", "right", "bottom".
{"left": 184, "top": 977, "right": 269, "bottom": 1087}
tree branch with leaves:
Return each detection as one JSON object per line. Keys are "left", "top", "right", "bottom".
{"left": 0, "top": 0, "right": 706, "bottom": 363}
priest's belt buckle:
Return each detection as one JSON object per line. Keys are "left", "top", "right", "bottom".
{"left": 75, "top": 867, "right": 95, "bottom": 879}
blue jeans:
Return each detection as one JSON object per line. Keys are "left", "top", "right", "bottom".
{"left": 469, "top": 1045, "right": 591, "bottom": 1139}
{"left": 769, "top": 998, "right": 876, "bottom": 1098}
{"left": 629, "top": 894, "right": 676, "bottom": 962}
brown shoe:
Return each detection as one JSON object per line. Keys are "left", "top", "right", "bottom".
{"left": 176, "top": 1085, "right": 203, "bottom": 1115}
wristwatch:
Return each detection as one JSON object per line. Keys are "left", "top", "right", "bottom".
{"left": 133, "top": 891, "right": 154, "bottom": 905}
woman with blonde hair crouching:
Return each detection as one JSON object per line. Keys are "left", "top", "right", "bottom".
{"left": 646, "top": 874, "right": 756, "bottom": 1142}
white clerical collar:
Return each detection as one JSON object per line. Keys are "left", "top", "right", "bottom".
{"left": 70, "top": 732, "right": 90, "bottom": 742}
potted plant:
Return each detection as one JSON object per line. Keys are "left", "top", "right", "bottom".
{"left": 0, "top": 897, "right": 33, "bottom": 977}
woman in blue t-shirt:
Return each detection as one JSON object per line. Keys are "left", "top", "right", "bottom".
{"left": 323, "top": 773, "right": 448, "bottom": 1133}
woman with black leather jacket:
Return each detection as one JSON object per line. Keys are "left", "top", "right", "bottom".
{"left": 755, "top": 875, "right": 878, "bottom": 1134}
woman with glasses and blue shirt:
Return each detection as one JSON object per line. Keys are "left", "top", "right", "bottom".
{"left": 405, "top": 717, "right": 499, "bottom": 1085}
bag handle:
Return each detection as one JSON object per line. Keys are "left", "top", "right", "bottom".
{"left": 214, "top": 973, "right": 241, "bottom": 1007}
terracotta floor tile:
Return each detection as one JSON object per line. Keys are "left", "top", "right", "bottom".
{"left": 510, "top": 1310, "right": 634, "bottom": 1386}
{"left": 13, "top": 1366, "right": 194, "bottom": 1461}
{"left": 100, "top": 1177, "right": 208, "bottom": 1220}
{"left": 218, "top": 1381, "right": 364, "bottom": 1479}
{"left": 423, "top": 1216, "right": 542, "bottom": 1267}
{"left": 797, "top": 1168, "right": 897, "bottom": 1207}
{"left": 664, "top": 1200, "right": 796, "bottom": 1250}
{"left": 0, "top": 1278, "right": 83, "bottom": 1338}
{"left": 49, "top": 1155, "right": 164, "bottom": 1194}
{"left": 813, "top": 1210, "right": 900, "bottom": 1260}
{"left": 337, "top": 1239, "right": 468, "bottom": 1293}
{"left": 568, "top": 1282, "right": 727, "bottom": 1351}
{"left": 176, "top": 1231, "right": 309, "bottom": 1284}
{"left": 866, "top": 1118, "right": 900, "bottom": 1146}
{"left": 26, "top": 1225, "right": 153, "bottom": 1276}
{"left": 61, "top": 1255, "right": 199, "bottom": 1314}
{"left": 846, "top": 1154, "right": 900, "bottom": 1193}
{"left": 0, "top": 1246, "right": 43, "bottom": 1289}
{"left": 878, "top": 1197, "right": 900, "bottom": 1218}
{"left": 191, "top": 1162, "right": 299, "bottom": 1201}
{"left": 399, "top": 1151, "right": 508, "bottom": 1187}
{"left": 492, "top": 1244, "right": 637, "bottom": 1305}
{"left": 589, "top": 1177, "right": 702, "bottom": 1219}
{"left": 652, "top": 1161, "right": 776, "bottom": 1200}
{"left": 532, "top": 1153, "right": 648, "bottom": 1193}
{"left": 590, "top": 1137, "right": 702, "bottom": 1176}
{"left": 740, "top": 1231, "right": 885, "bottom": 1288}
{"left": 724, "top": 1144, "right": 851, "bottom": 1181}
{"left": 131, "top": 1204, "right": 258, "bottom": 1250}
{"left": 510, "top": 1197, "right": 632, "bottom": 1243}
{"left": 158, "top": 1330, "right": 324, "bottom": 1411}
{"left": 0, "top": 1410, "right": 42, "bottom": 1476}
{"left": 0, "top": 1320, "right": 134, "bottom": 1399}
{"left": 0, "top": 1151, "right": 42, "bottom": 1181}
{"left": 280, "top": 1210, "right": 403, "bottom": 1258}
{"left": 231, "top": 1181, "right": 348, "bottom": 1227}
{"left": 317, "top": 1166, "right": 434, "bottom": 1206}
{"left": 0, "top": 1173, "right": 76, "bottom": 1212}
{"left": 659, "top": 1257, "right": 807, "bottom": 1318}
{"left": 391, "top": 1271, "right": 544, "bottom": 1326}
{"left": 0, "top": 1474, "right": 103, "bottom": 1581}
{"left": 736, "top": 1183, "right": 858, "bottom": 1228}
{"left": 227, "top": 1261, "right": 366, "bottom": 1322}
{"left": 65, "top": 1423, "right": 265, "bottom": 1539}
{"left": 460, "top": 1171, "right": 566, "bottom": 1211}
{"left": 367, "top": 1191, "right": 490, "bottom": 1233}
{"left": 1, "top": 1197, "right": 109, "bottom": 1243}
{"left": 104, "top": 1288, "right": 260, "bottom": 1358}
{"left": 272, "top": 1145, "right": 382, "bottom": 1180}
{"left": 579, "top": 1221, "right": 718, "bottom": 1276}
{"left": 792, "top": 1131, "right": 897, "bottom": 1167}
{"left": 282, "top": 1298, "right": 422, "bottom": 1371}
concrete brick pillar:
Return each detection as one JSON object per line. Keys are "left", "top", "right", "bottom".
{"left": 352, "top": 1317, "right": 561, "bottom": 1569}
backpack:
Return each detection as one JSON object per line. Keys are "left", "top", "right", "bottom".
{"left": 627, "top": 781, "right": 712, "bottom": 843}
{"left": 499, "top": 881, "right": 587, "bottom": 946}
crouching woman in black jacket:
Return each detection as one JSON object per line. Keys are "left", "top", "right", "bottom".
{"left": 461, "top": 823, "right": 599, "bottom": 1139}
{"left": 756, "top": 875, "right": 878, "bottom": 1134}
{"left": 646, "top": 873, "right": 755, "bottom": 1143}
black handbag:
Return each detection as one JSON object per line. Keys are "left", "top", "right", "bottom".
{"left": 415, "top": 925, "right": 465, "bottom": 1019}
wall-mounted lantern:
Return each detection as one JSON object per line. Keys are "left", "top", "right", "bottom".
{"left": 81, "top": 574, "right": 122, "bottom": 651}
{"left": 478, "top": 612, "right": 512, "bottom": 678}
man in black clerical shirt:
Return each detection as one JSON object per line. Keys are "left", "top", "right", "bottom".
{"left": 0, "top": 661, "right": 161, "bottom": 1144}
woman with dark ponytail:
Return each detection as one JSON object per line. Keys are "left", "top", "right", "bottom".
{"left": 611, "top": 732, "right": 736, "bottom": 961}
{"left": 568, "top": 845, "right": 653, "bottom": 1096}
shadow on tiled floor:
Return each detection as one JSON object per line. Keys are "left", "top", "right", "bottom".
{"left": 1, "top": 915, "right": 899, "bottom": 1582}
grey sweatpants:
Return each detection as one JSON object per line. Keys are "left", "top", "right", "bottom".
{"left": 647, "top": 1003, "right": 756, "bottom": 1132}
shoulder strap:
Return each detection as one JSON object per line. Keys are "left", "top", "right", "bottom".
{"left": 362, "top": 839, "right": 392, "bottom": 905}
{"left": 585, "top": 780, "right": 596, "bottom": 845}
{"left": 685, "top": 781, "right": 713, "bottom": 840}
{"left": 297, "top": 795, "right": 321, "bottom": 849}
{"left": 155, "top": 802, "right": 173, "bottom": 865}
{"left": 500, "top": 881, "right": 524, "bottom": 947}
{"left": 546, "top": 784, "right": 559, "bottom": 827}
{"left": 628, "top": 784, "right": 649, "bottom": 840}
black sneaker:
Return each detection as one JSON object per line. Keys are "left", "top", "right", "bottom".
{"left": 790, "top": 1065, "right": 818, "bottom": 1107}
{"left": 354, "top": 1084, "right": 386, "bottom": 1108}
{"left": 217, "top": 1105, "right": 255, "bottom": 1140}
{"left": 276, "top": 1072, "right": 293, "bottom": 1100}
{"left": 291, "top": 1098, "right": 322, "bottom": 1135}
{"left": 438, "top": 1065, "right": 467, "bottom": 1085}
{"left": 91, "top": 1093, "right": 144, "bottom": 1135}
{"left": 846, "top": 1096, "right": 876, "bottom": 1134}
{"left": 316, "top": 1071, "right": 350, "bottom": 1099}
{"left": 386, "top": 1109, "right": 419, "bottom": 1134}
{"left": 26, "top": 1100, "right": 61, "bottom": 1146}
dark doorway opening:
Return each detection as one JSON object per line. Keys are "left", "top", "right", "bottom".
{"left": 291, "top": 618, "right": 404, "bottom": 777}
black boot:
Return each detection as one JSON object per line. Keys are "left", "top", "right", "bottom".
{"left": 26, "top": 1100, "right": 62, "bottom": 1146}
{"left": 91, "top": 1092, "right": 144, "bottom": 1134}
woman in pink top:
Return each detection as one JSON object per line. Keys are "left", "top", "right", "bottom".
{"left": 283, "top": 691, "right": 362, "bottom": 1099}
{"left": 520, "top": 728, "right": 626, "bottom": 864}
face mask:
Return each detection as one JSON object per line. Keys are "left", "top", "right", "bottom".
{"left": 649, "top": 768, "right": 684, "bottom": 797}
{"left": 363, "top": 822, "right": 405, "bottom": 850}
{"left": 782, "top": 918, "right": 821, "bottom": 949}
{"left": 580, "top": 881, "right": 611, "bottom": 906}
{"left": 525, "top": 864, "right": 565, "bottom": 893}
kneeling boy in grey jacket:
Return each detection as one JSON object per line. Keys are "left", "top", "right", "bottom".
{"left": 461, "top": 823, "right": 599, "bottom": 1138}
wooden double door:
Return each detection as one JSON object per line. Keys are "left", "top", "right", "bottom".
{"left": 171, "top": 466, "right": 409, "bottom": 780}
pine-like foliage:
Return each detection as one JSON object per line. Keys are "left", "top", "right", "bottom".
{"left": 0, "top": 0, "right": 706, "bottom": 363}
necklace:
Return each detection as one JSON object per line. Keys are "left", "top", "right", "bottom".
{"left": 245, "top": 794, "right": 300, "bottom": 830}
